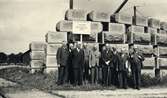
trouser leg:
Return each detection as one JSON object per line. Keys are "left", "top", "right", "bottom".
{"left": 73, "top": 68, "right": 78, "bottom": 85}
{"left": 132, "top": 69, "right": 137, "bottom": 88}
{"left": 79, "top": 68, "right": 83, "bottom": 85}
{"left": 136, "top": 69, "right": 141, "bottom": 89}
{"left": 98, "top": 67, "right": 103, "bottom": 84}
{"left": 64, "top": 66, "right": 68, "bottom": 84}
{"left": 123, "top": 70, "right": 128, "bottom": 88}
{"left": 58, "top": 66, "right": 65, "bottom": 85}
{"left": 102, "top": 66, "right": 108, "bottom": 85}
{"left": 117, "top": 71, "right": 123, "bottom": 88}
{"left": 91, "top": 67, "right": 95, "bottom": 84}
{"left": 95, "top": 66, "right": 99, "bottom": 84}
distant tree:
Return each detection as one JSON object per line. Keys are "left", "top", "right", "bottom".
{"left": 15, "top": 52, "right": 23, "bottom": 64}
{"left": 7, "top": 53, "right": 16, "bottom": 65}
{"left": 0, "top": 52, "right": 8, "bottom": 64}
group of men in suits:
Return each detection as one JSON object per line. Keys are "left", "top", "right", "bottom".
{"left": 56, "top": 41, "right": 144, "bottom": 90}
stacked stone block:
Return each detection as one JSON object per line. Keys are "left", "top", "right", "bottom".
{"left": 29, "top": 42, "right": 46, "bottom": 73}
{"left": 25, "top": 9, "right": 167, "bottom": 77}
{"left": 45, "top": 31, "right": 67, "bottom": 74}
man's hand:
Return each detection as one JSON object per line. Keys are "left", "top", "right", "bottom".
{"left": 105, "top": 61, "right": 110, "bottom": 65}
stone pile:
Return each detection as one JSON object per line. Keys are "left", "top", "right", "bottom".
{"left": 24, "top": 9, "right": 167, "bottom": 77}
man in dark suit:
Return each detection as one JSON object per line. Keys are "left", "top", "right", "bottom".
{"left": 101, "top": 44, "right": 112, "bottom": 86}
{"left": 68, "top": 43, "right": 74, "bottom": 84}
{"left": 117, "top": 49, "right": 129, "bottom": 89}
{"left": 109, "top": 47, "right": 119, "bottom": 86}
{"left": 129, "top": 47, "right": 145, "bottom": 90}
{"left": 56, "top": 41, "right": 69, "bottom": 85}
{"left": 71, "top": 42, "right": 84, "bottom": 85}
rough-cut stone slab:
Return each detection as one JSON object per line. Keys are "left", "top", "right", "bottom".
{"left": 88, "top": 11, "right": 110, "bottom": 22}
{"left": 45, "top": 56, "right": 59, "bottom": 73}
{"left": 56, "top": 20, "right": 73, "bottom": 32}
{"left": 154, "top": 46, "right": 167, "bottom": 57}
{"left": 147, "top": 28, "right": 158, "bottom": 45}
{"left": 65, "top": 9, "right": 87, "bottom": 21}
{"left": 45, "top": 31, "right": 67, "bottom": 44}
{"left": 158, "top": 58, "right": 167, "bottom": 67}
{"left": 160, "top": 22, "right": 167, "bottom": 30}
{"left": 103, "top": 31, "right": 125, "bottom": 43}
{"left": 143, "top": 57, "right": 155, "bottom": 67}
{"left": 108, "top": 44, "right": 129, "bottom": 53}
{"left": 157, "top": 33, "right": 167, "bottom": 45}
{"left": 46, "top": 44, "right": 62, "bottom": 55}
{"left": 108, "top": 23, "right": 125, "bottom": 33}
{"left": 128, "top": 25, "right": 145, "bottom": 33}
{"left": 83, "top": 33, "right": 97, "bottom": 42}
{"left": 133, "top": 44, "right": 153, "bottom": 56}
{"left": 160, "top": 70, "right": 167, "bottom": 77}
{"left": 141, "top": 69, "right": 154, "bottom": 77}
{"left": 111, "top": 13, "right": 132, "bottom": 25}
{"left": 133, "top": 33, "right": 151, "bottom": 44}
{"left": 134, "top": 16, "right": 148, "bottom": 27}
{"left": 30, "top": 60, "right": 45, "bottom": 73}
{"left": 147, "top": 27, "right": 157, "bottom": 34}
{"left": 148, "top": 18, "right": 160, "bottom": 29}
{"left": 91, "top": 22, "right": 103, "bottom": 33}
{"left": 30, "top": 51, "right": 45, "bottom": 60}
{"left": 29, "top": 42, "right": 46, "bottom": 51}
{"left": 56, "top": 20, "right": 102, "bottom": 33}
{"left": 159, "top": 30, "right": 166, "bottom": 34}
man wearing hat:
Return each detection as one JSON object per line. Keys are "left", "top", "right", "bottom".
{"left": 71, "top": 42, "right": 84, "bottom": 85}
{"left": 129, "top": 46, "right": 144, "bottom": 90}
{"left": 101, "top": 44, "right": 112, "bottom": 86}
{"left": 117, "top": 48, "right": 129, "bottom": 88}
{"left": 56, "top": 41, "right": 69, "bottom": 85}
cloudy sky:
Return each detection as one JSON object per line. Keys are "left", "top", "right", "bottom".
{"left": 0, "top": 0, "right": 167, "bottom": 54}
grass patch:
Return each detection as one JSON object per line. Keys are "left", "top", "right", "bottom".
{"left": 1, "top": 67, "right": 167, "bottom": 91}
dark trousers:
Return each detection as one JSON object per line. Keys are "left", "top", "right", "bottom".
{"left": 132, "top": 69, "right": 141, "bottom": 89}
{"left": 102, "top": 65, "right": 109, "bottom": 86}
{"left": 68, "top": 63, "right": 74, "bottom": 84}
{"left": 57, "top": 66, "right": 68, "bottom": 85}
{"left": 117, "top": 70, "right": 128, "bottom": 88}
{"left": 98, "top": 67, "right": 103, "bottom": 84}
{"left": 83, "top": 60, "right": 89, "bottom": 82}
{"left": 73, "top": 68, "right": 83, "bottom": 85}
{"left": 90, "top": 66, "right": 98, "bottom": 84}
{"left": 108, "top": 67, "right": 116, "bottom": 86}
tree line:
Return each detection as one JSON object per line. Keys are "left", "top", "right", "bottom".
{"left": 0, "top": 52, "right": 23, "bottom": 65}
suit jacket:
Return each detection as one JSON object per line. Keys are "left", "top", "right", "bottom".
{"left": 111, "top": 53, "right": 119, "bottom": 69}
{"left": 56, "top": 46, "right": 69, "bottom": 66}
{"left": 71, "top": 48, "right": 84, "bottom": 69}
{"left": 101, "top": 49, "right": 112, "bottom": 66}
{"left": 83, "top": 47, "right": 90, "bottom": 62}
{"left": 118, "top": 53, "right": 129, "bottom": 71}
{"left": 129, "top": 52, "right": 143, "bottom": 70}
{"left": 89, "top": 50, "right": 100, "bottom": 67}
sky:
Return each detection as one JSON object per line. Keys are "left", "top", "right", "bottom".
{"left": 0, "top": 0, "right": 167, "bottom": 54}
